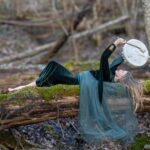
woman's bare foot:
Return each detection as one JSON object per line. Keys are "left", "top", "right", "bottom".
{"left": 8, "top": 86, "right": 25, "bottom": 92}
{"left": 8, "top": 81, "right": 36, "bottom": 92}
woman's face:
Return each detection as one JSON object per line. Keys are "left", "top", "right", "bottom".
{"left": 114, "top": 69, "right": 128, "bottom": 82}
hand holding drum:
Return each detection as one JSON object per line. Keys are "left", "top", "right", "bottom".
{"left": 122, "top": 39, "right": 150, "bottom": 67}
{"left": 114, "top": 38, "right": 150, "bottom": 67}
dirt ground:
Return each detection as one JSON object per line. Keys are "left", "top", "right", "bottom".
{"left": 0, "top": 69, "right": 40, "bottom": 93}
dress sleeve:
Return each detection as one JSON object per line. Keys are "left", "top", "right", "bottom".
{"left": 98, "top": 43, "right": 116, "bottom": 103}
{"left": 100, "top": 43, "right": 116, "bottom": 81}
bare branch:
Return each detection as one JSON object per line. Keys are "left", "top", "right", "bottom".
{"left": 0, "top": 15, "right": 129, "bottom": 64}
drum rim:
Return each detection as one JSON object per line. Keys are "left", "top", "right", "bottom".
{"left": 122, "top": 39, "right": 149, "bottom": 67}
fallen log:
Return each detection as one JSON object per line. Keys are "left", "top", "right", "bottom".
{"left": 0, "top": 80, "right": 150, "bottom": 130}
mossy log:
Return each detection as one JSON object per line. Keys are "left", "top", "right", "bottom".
{"left": 0, "top": 80, "right": 150, "bottom": 130}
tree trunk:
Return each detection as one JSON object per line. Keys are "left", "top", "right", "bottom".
{"left": 39, "top": 4, "right": 94, "bottom": 64}
{"left": 142, "top": 0, "right": 150, "bottom": 53}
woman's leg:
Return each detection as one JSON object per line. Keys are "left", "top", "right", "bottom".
{"left": 8, "top": 61, "right": 78, "bottom": 92}
{"left": 8, "top": 80, "right": 36, "bottom": 92}
{"left": 36, "top": 60, "right": 79, "bottom": 87}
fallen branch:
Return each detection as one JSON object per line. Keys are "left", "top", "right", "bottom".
{"left": 0, "top": 95, "right": 150, "bottom": 130}
{"left": 0, "top": 9, "right": 91, "bottom": 27}
{"left": 0, "top": 42, "right": 56, "bottom": 64}
{"left": 72, "top": 15, "right": 129, "bottom": 39}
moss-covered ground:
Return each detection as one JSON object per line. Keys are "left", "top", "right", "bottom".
{"left": 129, "top": 134, "right": 150, "bottom": 150}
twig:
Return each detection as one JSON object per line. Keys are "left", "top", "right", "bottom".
{"left": 72, "top": 15, "right": 129, "bottom": 39}
{"left": 69, "top": 121, "right": 80, "bottom": 134}
{"left": 10, "top": 128, "right": 25, "bottom": 150}
{"left": 52, "top": 0, "right": 69, "bottom": 35}
{"left": 57, "top": 119, "right": 65, "bottom": 139}
{"left": 0, "top": 8, "right": 91, "bottom": 27}
{"left": 56, "top": 97, "right": 65, "bottom": 139}
{"left": 0, "top": 144, "right": 9, "bottom": 150}
{"left": 0, "top": 42, "right": 56, "bottom": 64}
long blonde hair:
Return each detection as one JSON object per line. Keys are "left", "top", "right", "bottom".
{"left": 120, "top": 72, "right": 143, "bottom": 112}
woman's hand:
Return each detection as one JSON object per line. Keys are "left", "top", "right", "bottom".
{"left": 114, "top": 38, "right": 126, "bottom": 47}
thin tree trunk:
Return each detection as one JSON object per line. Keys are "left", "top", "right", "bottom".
{"left": 142, "top": 0, "right": 150, "bottom": 53}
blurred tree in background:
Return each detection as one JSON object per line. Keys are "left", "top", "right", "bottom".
{"left": 0, "top": 0, "right": 148, "bottom": 67}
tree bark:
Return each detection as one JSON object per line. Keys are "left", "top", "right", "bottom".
{"left": 142, "top": 0, "right": 150, "bottom": 53}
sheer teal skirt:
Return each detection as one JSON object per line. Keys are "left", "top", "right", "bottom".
{"left": 77, "top": 71, "right": 139, "bottom": 145}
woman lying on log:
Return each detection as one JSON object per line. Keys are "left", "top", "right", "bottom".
{"left": 8, "top": 38, "right": 143, "bottom": 145}
{"left": 8, "top": 38, "right": 143, "bottom": 111}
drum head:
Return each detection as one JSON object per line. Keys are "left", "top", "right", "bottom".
{"left": 122, "top": 39, "right": 149, "bottom": 67}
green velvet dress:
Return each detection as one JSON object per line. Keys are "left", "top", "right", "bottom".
{"left": 36, "top": 43, "right": 124, "bottom": 103}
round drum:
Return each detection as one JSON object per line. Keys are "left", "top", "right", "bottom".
{"left": 122, "top": 39, "right": 149, "bottom": 67}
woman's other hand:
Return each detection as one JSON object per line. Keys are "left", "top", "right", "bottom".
{"left": 114, "top": 38, "right": 126, "bottom": 47}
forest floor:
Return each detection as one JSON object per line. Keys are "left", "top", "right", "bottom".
{"left": 0, "top": 65, "right": 150, "bottom": 150}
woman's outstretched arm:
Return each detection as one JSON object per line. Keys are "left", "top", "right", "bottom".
{"left": 100, "top": 38, "right": 126, "bottom": 81}
{"left": 100, "top": 43, "right": 116, "bottom": 81}
{"left": 8, "top": 80, "right": 36, "bottom": 92}
{"left": 98, "top": 38, "right": 126, "bottom": 103}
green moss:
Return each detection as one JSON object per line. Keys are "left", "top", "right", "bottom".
{"left": 0, "top": 87, "right": 40, "bottom": 104}
{"left": 36, "top": 84, "right": 79, "bottom": 101}
{"left": 0, "top": 85, "right": 80, "bottom": 104}
{"left": 129, "top": 134, "right": 150, "bottom": 150}
{"left": 7, "top": 87, "right": 40, "bottom": 104}
{"left": 64, "top": 61, "right": 75, "bottom": 70}
{"left": 15, "top": 99, "right": 26, "bottom": 105}
{"left": 144, "top": 80, "right": 150, "bottom": 94}
{"left": 0, "top": 79, "right": 150, "bottom": 103}
{"left": 0, "top": 94, "right": 8, "bottom": 103}
{"left": 64, "top": 61, "right": 99, "bottom": 72}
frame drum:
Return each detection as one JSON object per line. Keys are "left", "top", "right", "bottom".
{"left": 122, "top": 39, "right": 149, "bottom": 67}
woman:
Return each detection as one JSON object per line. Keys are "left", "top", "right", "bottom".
{"left": 8, "top": 38, "right": 143, "bottom": 145}
{"left": 8, "top": 38, "right": 143, "bottom": 111}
